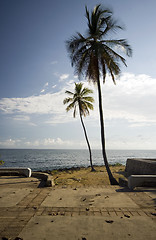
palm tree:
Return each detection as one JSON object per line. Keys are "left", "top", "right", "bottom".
{"left": 63, "top": 82, "right": 95, "bottom": 172}
{"left": 66, "top": 4, "right": 132, "bottom": 185}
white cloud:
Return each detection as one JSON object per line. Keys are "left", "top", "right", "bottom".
{"left": 0, "top": 73, "right": 156, "bottom": 128}
{"left": 0, "top": 91, "right": 65, "bottom": 115}
{"left": 12, "top": 115, "right": 30, "bottom": 121}
{"left": 101, "top": 73, "right": 156, "bottom": 126}
{"left": 40, "top": 82, "right": 49, "bottom": 93}
{"left": 59, "top": 74, "right": 69, "bottom": 81}
{"left": 25, "top": 137, "right": 71, "bottom": 148}
{"left": 11, "top": 115, "right": 37, "bottom": 126}
{"left": 0, "top": 138, "right": 21, "bottom": 147}
{"left": 52, "top": 85, "right": 57, "bottom": 89}
{"left": 40, "top": 89, "right": 45, "bottom": 93}
{"left": 0, "top": 137, "right": 82, "bottom": 149}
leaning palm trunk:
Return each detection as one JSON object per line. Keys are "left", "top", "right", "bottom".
{"left": 79, "top": 112, "right": 95, "bottom": 172}
{"left": 97, "top": 76, "right": 118, "bottom": 185}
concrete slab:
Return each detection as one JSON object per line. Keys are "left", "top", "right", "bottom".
{"left": 42, "top": 187, "right": 138, "bottom": 208}
{"left": 0, "top": 188, "right": 33, "bottom": 207}
{"left": 0, "top": 176, "right": 40, "bottom": 207}
{"left": 19, "top": 215, "right": 156, "bottom": 240}
{"left": 0, "top": 176, "right": 155, "bottom": 240}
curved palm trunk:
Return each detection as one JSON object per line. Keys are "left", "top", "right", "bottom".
{"left": 97, "top": 77, "right": 118, "bottom": 185}
{"left": 79, "top": 113, "right": 95, "bottom": 172}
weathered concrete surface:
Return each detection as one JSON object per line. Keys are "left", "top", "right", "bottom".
{"left": 42, "top": 187, "right": 138, "bottom": 208}
{"left": 19, "top": 215, "right": 156, "bottom": 240}
{"left": 0, "top": 176, "right": 40, "bottom": 207}
{"left": 125, "top": 158, "right": 156, "bottom": 176}
{"left": 0, "top": 176, "right": 156, "bottom": 240}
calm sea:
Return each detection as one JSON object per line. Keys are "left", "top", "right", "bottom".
{"left": 0, "top": 149, "right": 155, "bottom": 171}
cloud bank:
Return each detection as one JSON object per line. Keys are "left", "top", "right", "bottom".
{"left": 0, "top": 72, "right": 156, "bottom": 127}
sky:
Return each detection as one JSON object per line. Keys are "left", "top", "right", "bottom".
{"left": 0, "top": 0, "right": 156, "bottom": 150}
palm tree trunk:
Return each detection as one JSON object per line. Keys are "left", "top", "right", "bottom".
{"left": 79, "top": 113, "right": 95, "bottom": 172}
{"left": 97, "top": 76, "right": 118, "bottom": 185}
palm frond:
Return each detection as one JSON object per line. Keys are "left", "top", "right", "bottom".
{"left": 81, "top": 88, "right": 93, "bottom": 96}
{"left": 66, "top": 102, "right": 75, "bottom": 112}
{"left": 63, "top": 97, "right": 73, "bottom": 105}
{"left": 65, "top": 90, "right": 74, "bottom": 96}
{"left": 84, "top": 101, "right": 94, "bottom": 110}
{"left": 82, "top": 96, "right": 94, "bottom": 103}
{"left": 102, "top": 18, "right": 123, "bottom": 37}
{"left": 101, "top": 43, "right": 127, "bottom": 67}
{"left": 103, "top": 39, "right": 132, "bottom": 57}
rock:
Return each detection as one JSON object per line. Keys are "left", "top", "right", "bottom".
{"left": 105, "top": 220, "right": 114, "bottom": 224}
{"left": 151, "top": 212, "right": 156, "bottom": 216}
{"left": 95, "top": 193, "right": 101, "bottom": 196}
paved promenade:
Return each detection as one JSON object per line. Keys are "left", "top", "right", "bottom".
{"left": 0, "top": 175, "right": 156, "bottom": 240}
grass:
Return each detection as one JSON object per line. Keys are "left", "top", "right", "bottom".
{"left": 51, "top": 165, "right": 126, "bottom": 187}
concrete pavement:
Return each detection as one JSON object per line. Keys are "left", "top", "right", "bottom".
{"left": 0, "top": 175, "right": 156, "bottom": 240}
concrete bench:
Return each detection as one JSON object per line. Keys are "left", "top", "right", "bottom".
{"left": 128, "top": 175, "right": 156, "bottom": 190}
{"left": 0, "top": 167, "right": 31, "bottom": 177}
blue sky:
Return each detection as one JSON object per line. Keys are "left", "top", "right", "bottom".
{"left": 0, "top": 0, "right": 156, "bottom": 149}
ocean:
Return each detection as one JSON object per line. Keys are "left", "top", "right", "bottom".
{"left": 0, "top": 149, "right": 155, "bottom": 171}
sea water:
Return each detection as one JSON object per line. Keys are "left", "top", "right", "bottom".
{"left": 0, "top": 149, "right": 155, "bottom": 171}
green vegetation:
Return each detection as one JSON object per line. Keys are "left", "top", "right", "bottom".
{"left": 0, "top": 160, "right": 4, "bottom": 165}
{"left": 0, "top": 155, "right": 4, "bottom": 165}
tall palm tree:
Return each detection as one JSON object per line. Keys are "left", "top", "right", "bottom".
{"left": 66, "top": 4, "right": 132, "bottom": 185}
{"left": 63, "top": 82, "right": 95, "bottom": 172}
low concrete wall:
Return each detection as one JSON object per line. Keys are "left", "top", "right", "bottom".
{"left": 0, "top": 167, "right": 31, "bottom": 177}
{"left": 32, "top": 172, "right": 55, "bottom": 187}
{"left": 125, "top": 158, "right": 156, "bottom": 176}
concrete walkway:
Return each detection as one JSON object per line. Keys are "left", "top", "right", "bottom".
{"left": 0, "top": 176, "right": 156, "bottom": 240}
